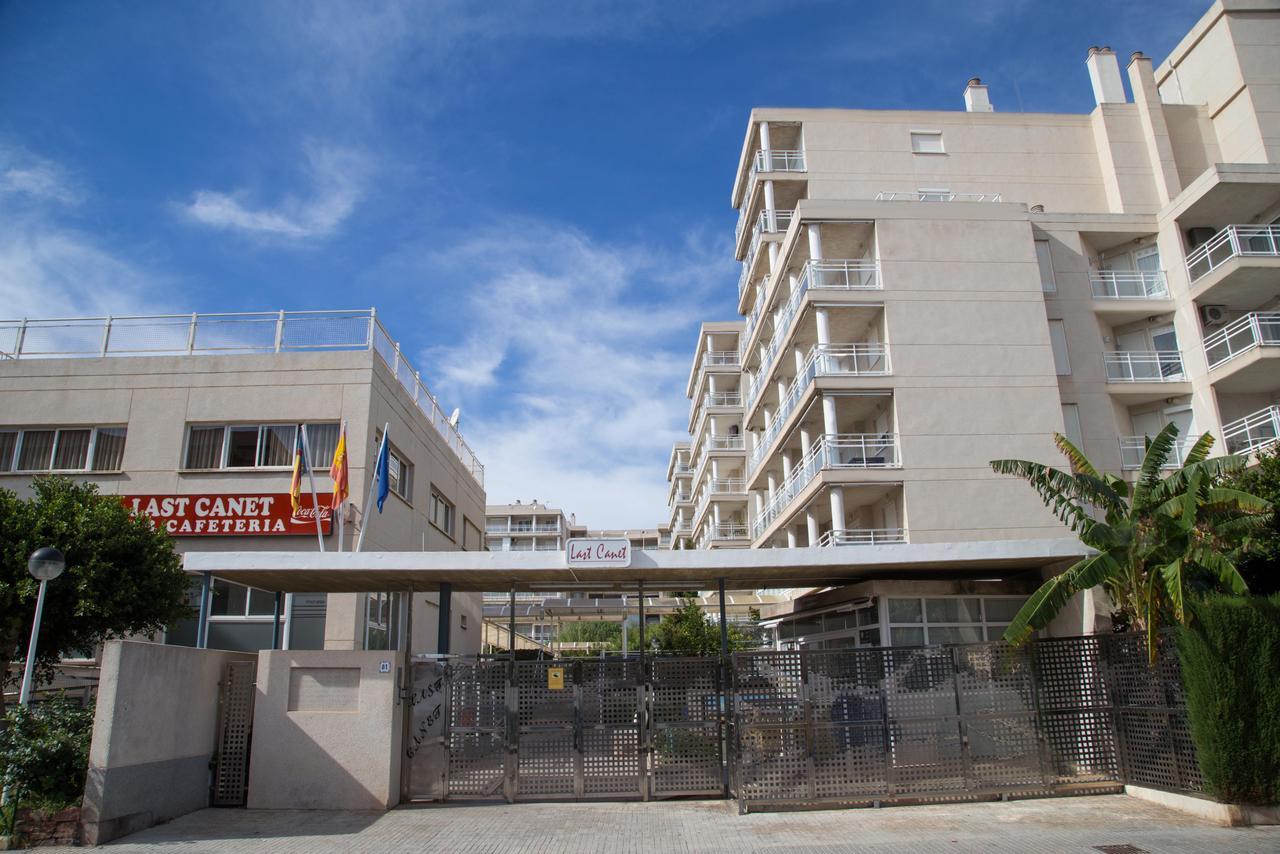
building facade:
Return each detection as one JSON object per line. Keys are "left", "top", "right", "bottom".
{"left": 668, "top": 0, "right": 1280, "bottom": 647}
{"left": 0, "top": 309, "right": 486, "bottom": 655}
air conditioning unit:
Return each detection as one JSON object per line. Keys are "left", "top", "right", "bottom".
{"left": 1201, "top": 305, "right": 1228, "bottom": 325}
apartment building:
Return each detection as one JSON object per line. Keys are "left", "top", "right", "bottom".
{"left": 485, "top": 500, "right": 570, "bottom": 552}
{"left": 0, "top": 309, "right": 486, "bottom": 655}
{"left": 670, "top": 0, "right": 1280, "bottom": 647}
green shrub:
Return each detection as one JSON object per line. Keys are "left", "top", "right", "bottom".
{"left": 1176, "top": 594, "right": 1280, "bottom": 804}
{"left": 0, "top": 696, "right": 94, "bottom": 811}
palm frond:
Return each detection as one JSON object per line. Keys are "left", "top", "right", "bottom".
{"left": 1001, "top": 553, "right": 1119, "bottom": 645}
{"left": 1182, "top": 431, "right": 1215, "bottom": 466}
{"left": 1158, "top": 558, "right": 1186, "bottom": 623}
{"left": 1054, "top": 432, "right": 1099, "bottom": 477}
{"left": 1187, "top": 545, "right": 1249, "bottom": 595}
{"left": 1134, "top": 423, "right": 1182, "bottom": 504}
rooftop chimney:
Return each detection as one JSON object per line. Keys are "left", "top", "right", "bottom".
{"left": 964, "top": 78, "right": 994, "bottom": 112}
{"left": 1086, "top": 46, "right": 1126, "bottom": 105}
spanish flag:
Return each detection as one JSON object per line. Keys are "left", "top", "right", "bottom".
{"left": 329, "top": 422, "right": 349, "bottom": 511}
{"left": 290, "top": 426, "right": 305, "bottom": 515}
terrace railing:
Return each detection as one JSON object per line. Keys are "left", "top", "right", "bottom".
{"left": 1090, "top": 270, "right": 1169, "bottom": 300}
{"left": 1103, "top": 350, "right": 1185, "bottom": 383}
{"left": 1185, "top": 224, "right": 1280, "bottom": 282}
{"left": 1222, "top": 405, "right": 1280, "bottom": 455}
{"left": 875, "top": 190, "right": 1002, "bottom": 202}
{"left": 815, "top": 527, "right": 906, "bottom": 546}
{"left": 1203, "top": 311, "right": 1280, "bottom": 370}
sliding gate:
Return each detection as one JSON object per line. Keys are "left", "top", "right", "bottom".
{"left": 404, "top": 656, "right": 726, "bottom": 802}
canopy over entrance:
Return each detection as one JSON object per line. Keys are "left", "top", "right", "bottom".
{"left": 183, "top": 538, "right": 1085, "bottom": 593}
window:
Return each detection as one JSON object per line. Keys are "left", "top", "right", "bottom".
{"left": 1061, "top": 404, "right": 1084, "bottom": 450}
{"left": 463, "top": 517, "right": 482, "bottom": 551}
{"left": 910, "top": 131, "right": 945, "bottom": 154}
{"left": 364, "top": 592, "right": 399, "bottom": 651}
{"left": 429, "top": 488, "right": 455, "bottom": 537}
{"left": 886, "top": 596, "right": 1025, "bottom": 646}
{"left": 0, "top": 426, "right": 129, "bottom": 473}
{"left": 1048, "top": 320, "right": 1071, "bottom": 375}
{"left": 183, "top": 422, "right": 339, "bottom": 470}
{"left": 1035, "top": 239, "right": 1056, "bottom": 292}
{"left": 210, "top": 578, "right": 278, "bottom": 618}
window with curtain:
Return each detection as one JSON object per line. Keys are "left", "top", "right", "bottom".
{"left": 0, "top": 431, "right": 18, "bottom": 472}
{"left": 258, "top": 425, "right": 296, "bottom": 467}
{"left": 91, "top": 428, "right": 128, "bottom": 470}
{"left": 0, "top": 427, "right": 126, "bottom": 473}
{"left": 185, "top": 425, "right": 225, "bottom": 469}
{"left": 306, "top": 423, "right": 340, "bottom": 468}
{"left": 17, "top": 430, "right": 55, "bottom": 471}
{"left": 52, "top": 429, "right": 92, "bottom": 470}
{"left": 183, "top": 422, "right": 340, "bottom": 470}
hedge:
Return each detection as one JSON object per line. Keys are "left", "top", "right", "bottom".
{"left": 1176, "top": 594, "right": 1280, "bottom": 805}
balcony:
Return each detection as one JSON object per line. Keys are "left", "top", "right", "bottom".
{"left": 751, "top": 149, "right": 806, "bottom": 177}
{"left": 875, "top": 191, "right": 1001, "bottom": 202}
{"left": 709, "top": 477, "right": 746, "bottom": 494}
{"left": 747, "top": 259, "right": 881, "bottom": 383}
{"left": 752, "top": 433, "right": 900, "bottom": 538}
{"left": 1103, "top": 351, "right": 1186, "bottom": 383}
{"left": 1223, "top": 405, "right": 1280, "bottom": 455}
{"left": 741, "top": 208, "right": 795, "bottom": 266}
{"left": 702, "top": 350, "right": 740, "bottom": 369}
{"left": 1204, "top": 313, "right": 1280, "bottom": 392}
{"left": 709, "top": 523, "right": 749, "bottom": 541}
{"left": 816, "top": 528, "right": 907, "bottom": 547}
{"left": 1118, "top": 436, "right": 1199, "bottom": 470}
{"left": 748, "top": 343, "right": 891, "bottom": 470}
{"left": 1185, "top": 225, "right": 1280, "bottom": 307}
{"left": 534, "top": 542, "right": 560, "bottom": 551}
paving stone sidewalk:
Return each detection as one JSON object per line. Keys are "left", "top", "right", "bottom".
{"left": 41, "top": 794, "right": 1280, "bottom": 853}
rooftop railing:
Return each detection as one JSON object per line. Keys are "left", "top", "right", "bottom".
{"left": 1090, "top": 270, "right": 1169, "bottom": 300}
{"left": 1103, "top": 350, "right": 1186, "bottom": 383}
{"left": 1118, "top": 436, "right": 1199, "bottom": 470}
{"left": 1185, "top": 224, "right": 1280, "bottom": 283}
{"left": 1204, "top": 312, "right": 1280, "bottom": 370}
{"left": 1223, "top": 405, "right": 1280, "bottom": 455}
{"left": 816, "top": 528, "right": 906, "bottom": 547}
{"left": 875, "top": 191, "right": 1002, "bottom": 202}
{"left": 0, "top": 309, "right": 484, "bottom": 486}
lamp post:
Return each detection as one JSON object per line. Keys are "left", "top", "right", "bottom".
{"left": 18, "top": 547, "right": 65, "bottom": 707}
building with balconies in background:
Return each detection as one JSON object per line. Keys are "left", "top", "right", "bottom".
{"left": 666, "top": 0, "right": 1280, "bottom": 650}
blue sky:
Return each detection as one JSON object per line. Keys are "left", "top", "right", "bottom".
{"left": 0, "top": 0, "right": 1209, "bottom": 527}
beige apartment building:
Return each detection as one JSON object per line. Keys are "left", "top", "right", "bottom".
{"left": 669, "top": 0, "right": 1280, "bottom": 646}
{"left": 0, "top": 309, "right": 486, "bottom": 655}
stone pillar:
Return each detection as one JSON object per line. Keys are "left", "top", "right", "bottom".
{"left": 807, "top": 222, "right": 823, "bottom": 261}
{"left": 815, "top": 308, "right": 831, "bottom": 346}
{"left": 821, "top": 394, "right": 839, "bottom": 436}
{"left": 767, "top": 472, "right": 778, "bottom": 504}
{"left": 759, "top": 121, "right": 771, "bottom": 153}
{"left": 806, "top": 510, "right": 820, "bottom": 545}
{"left": 786, "top": 526, "right": 798, "bottom": 549}
{"left": 829, "top": 486, "right": 846, "bottom": 537}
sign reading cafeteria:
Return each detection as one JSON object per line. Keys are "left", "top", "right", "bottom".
{"left": 566, "top": 538, "right": 631, "bottom": 567}
{"left": 122, "top": 493, "right": 333, "bottom": 537}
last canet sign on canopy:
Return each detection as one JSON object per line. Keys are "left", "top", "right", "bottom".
{"left": 566, "top": 538, "right": 631, "bottom": 567}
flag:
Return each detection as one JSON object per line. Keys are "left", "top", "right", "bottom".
{"left": 374, "top": 430, "right": 390, "bottom": 513}
{"left": 329, "top": 423, "right": 348, "bottom": 512}
{"left": 289, "top": 425, "right": 305, "bottom": 515}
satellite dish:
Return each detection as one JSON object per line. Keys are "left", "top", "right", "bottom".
{"left": 448, "top": 408, "right": 461, "bottom": 427}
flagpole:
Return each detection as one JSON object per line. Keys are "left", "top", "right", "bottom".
{"left": 300, "top": 424, "right": 326, "bottom": 553}
{"left": 338, "top": 420, "right": 348, "bottom": 552}
{"left": 356, "top": 422, "right": 390, "bottom": 553}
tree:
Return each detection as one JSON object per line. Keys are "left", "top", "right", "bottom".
{"left": 1218, "top": 444, "right": 1280, "bottom": 596}
{"left": 0, "top": 477, "right": 190, "bottom": 722}
{"left": 990, "top": 424, "right": 1271, "bottom": 661}
{"left": 651, "top": 595, "right": 750, "bottom": 656}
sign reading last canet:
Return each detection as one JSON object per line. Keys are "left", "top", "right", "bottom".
{"left": 565, "top": 538, "right": 631, "bottom": 568}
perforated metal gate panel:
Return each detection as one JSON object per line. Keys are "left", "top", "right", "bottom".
{"left": 649, "top": 657, "right": 723, "bottom": 797}
{"left": 444, "top": 661, "right": 507, "bottom": 798}
{"left": 212, "top": 660, "right": 256, "bottom": 807}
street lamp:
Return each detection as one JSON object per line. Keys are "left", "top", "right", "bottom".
{"left": 19, "top": 547, "right": 65, "bottom": 707}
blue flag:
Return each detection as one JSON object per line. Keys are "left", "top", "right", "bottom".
{"left": 374, "top": 432, "right": 390, "bottom": 513}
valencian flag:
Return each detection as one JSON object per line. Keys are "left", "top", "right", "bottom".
{"left": 329, "top": 423, "right": 349, "bottom": 511}
{"left": 290, "top": 426, "right": 306, "bottom": 515}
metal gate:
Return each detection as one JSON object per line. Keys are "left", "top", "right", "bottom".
{"left": 212, "top": 660, "right": 257, "bottom": 807}
{"left": 404, "top": 655, "right": 726, "bottom": 803}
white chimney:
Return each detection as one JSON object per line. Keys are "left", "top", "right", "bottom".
{"left": 1086, "top": 46, "right": 1126, "bottom": 105}
{"left": 964, "top": 78, "right": 993, "bottom": 112}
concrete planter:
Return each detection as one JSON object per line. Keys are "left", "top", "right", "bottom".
{"left": 1126, "top": 785, "right": 1280, "bottom": 827}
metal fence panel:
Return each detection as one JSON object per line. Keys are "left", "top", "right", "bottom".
{"left": 212, "top": 660, "right": 256, "bottom": 807}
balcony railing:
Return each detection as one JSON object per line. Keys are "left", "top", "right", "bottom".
{"left": 751, "top": 149, "right": 806, "bottom": 177}
{"left": 1223, "top": 405, "right": 1280, "bottom": 455}
{"left": 710, "top": 524, "right": 749, "bottom": 540}
{"left": 816, "top": 528, "right": 907, "bottom": 547}
{"left": 534, "top": 542, "right": 561, "bottom": 551}
{"left": 875, "top": 191, "right": 1001, "bottom": 202}
{"left": 1103, "top": 350, "right": 1186, "bottom": 383}
{"left": 0, "top": 309, "right": 484, "bottom": 486}
{"left": 703, "top": 350, "right": 740, "bottom": 369}
{"left": 673, "top": 461, "right": 692, "bottom": 475}
{"left": 1204, "top": 312, "right": 1280, "bottom": 370}
{"left": 671, "top": 490, "right": 692, "bottom": 504}
{"left": 752, "top": 433, "right": 900, "bottom": 538}
{"left": 710, "top": 477, "right": 746, "bottom": 494}
{"left": 744, "top": 208, "right": 796, "bottom": 269}
{"left": 705, "top": 391, "right": 742, "bottom": 408}
{"left": 748, "top": 259, "right": 881, "bottom": 382}
{"left": 1090, "top": 270, "right": 1169, "bottom": 300}
{"left": 707, "top": 434, "right": 746, "bottom": 452}
{"left": 748, "top": 343, "right": 891, "bottom": 469}
{"left": 1118, "top": 436, "right": 1199, "bottom": 470}
{"left": 1185, "top": 224, "right": 1280, "bottom": 282}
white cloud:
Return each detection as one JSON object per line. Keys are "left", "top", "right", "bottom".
{"left": 181, "top": 143, "right": 368, "bottom": 239}
{"left": 0, "top": 145, "right": 82, "bottom": 206}
{"left": 427, "top": 220, "right": 732, "bottom": 528}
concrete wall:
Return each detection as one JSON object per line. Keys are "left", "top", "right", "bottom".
{"left": 81, "top": 640, "right": 254, "bottom": 845}
{"left": 246, "top": 649, "right": 401, "bottom": 811}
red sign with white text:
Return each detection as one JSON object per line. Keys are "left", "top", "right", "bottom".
{"left": 122, "top": 493, "right": 333, "bottom": 537}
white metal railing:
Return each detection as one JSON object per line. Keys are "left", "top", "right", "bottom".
{"left": 875, "top": 191, "right": 1002, "bottom": 203}
{"left": 817, "top": 528, "right": 907, "bottom": 546}
{"left": 1185, "top": 224, "right": 1280, "bottom": 282}
{"left": 747, "top": 259, "right": 881, "bottom": 381}
{"left": 744, "top": 208, "right": 796, "bottom": 267}
{"left": 533, "top": 542, "right": 560, "bottom": 551}
{"left": 533, "top": 523, "right": 561, "bottom": 533}
{"left": 710, "top": 477, "right": 746, "bottom": 494}
{"left": 672, "top": 522, "right": 693, "bottom": 535}
{"left": 1204, "top": 312, "right": 1280, "bottom": 370}
{"left": 748, "top": 343, "right": 890, "bottom": 468}
{"left": 740, "top": 296, "right": 764, "bottom": 352}
{"left": 708, "top": 435, "right": 746, "bottom": 451}
{"left": 1103, "top": 350, "right": 1186, "bottom": 383}
{"left": 703, "top": 350, "right": 740, "bottom": 368}
{"left": 751, "top": 149, "right": 806, "bottom": 176}
{"left": 710, "top": 524, "right": 749, "bottom": 540}
{"left": 751, "top": 433, "right": 900, "bottom": 537}
{"left": 0, "top": 309, "right": 483, "bottom": 486}
{"left": 1223, "top": 405, "right": 1280, "bottom": 455}
{"left": 671, "top": 490, "right": 692, "bottom": 504}
{"left": 1118, "top": 436, "right": 1200, "bottom": 470}
{"left": 705, "top": 391, "right": 742, "bottom": 408}
{"left": 737, "top": 261, "right": 753, "bottom": 297}
{"left": 1090, "top": 270, "right": 1169, "bottom": 300}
